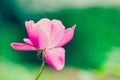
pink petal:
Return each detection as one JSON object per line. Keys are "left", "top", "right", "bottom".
{"left": 25, "top": 21, "right": 39, "bottom": 47}
{"left": 11, "top": 43, "right": 35, "bottom": 51}
{"left": 23, "top": 38, "right": 33, "bottom": 45}
{"left": 25, "top": 21, "right": 49, "bottom": 49}
{"left": 36, "top": 18, "right": 51, "bottom": 38}
{"left": 37, "top": 29, "right": 49, "bottom": 49}
{"left": 45, "top": 47, "right": 65, "bottom": 71}
{"left": 48, "top": 20, "right": 65, "bottom": 48}
{"left": 57, "top": 25, "right": 76, "bottom": 47}
{"left": 25, "top": 20, "right": 34, "bottom": 38}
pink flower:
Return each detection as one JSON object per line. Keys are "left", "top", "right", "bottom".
{"left": 11, "top": 18, "right": 76, "bottom": 70}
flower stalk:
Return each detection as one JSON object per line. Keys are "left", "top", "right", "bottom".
{"left": 35, "top": 51, "right": 45, "bottom": 80}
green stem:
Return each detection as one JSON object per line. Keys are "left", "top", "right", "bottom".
{"left": 35, "top": 51, "right": 45, "bottom": 80}
{"left": 35, "top": 61, "right": 45, "bottom": 80}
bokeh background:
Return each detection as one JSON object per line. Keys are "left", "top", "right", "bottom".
{"left": 0, "top": 0, "right": 120, "bottom": 80}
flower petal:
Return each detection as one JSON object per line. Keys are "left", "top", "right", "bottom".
{"left": 25, "top": 20, "right": 34, "bottom": 38}
{"left": 37, "top": 28, "right": 49, "bottom": 49}
{"left": 48, "top": 20, "right": 65, "bottom": 48}
{"left": 36, "top": 18, "right": 51, "bottom": 38}
{"left": 23, "top": 38, "right": 33, "bottom": 45}
{"left": 11, "top": 43, "right": 35, "bottom": 51}
{"left": 45, "top": 47, "right": 65, "bottom": 71}
{"left": 25, "top": 21, "right": 49, "bottom": 49}
{"left": 25, "top": 21, "right": 39, "bottom": 48}
{"left": 57, "top": 25, "right": 76, "bottom": 47}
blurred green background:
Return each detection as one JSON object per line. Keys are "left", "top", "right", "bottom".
{"left": 0, "top": 0, "right": 120, "bottom": 80}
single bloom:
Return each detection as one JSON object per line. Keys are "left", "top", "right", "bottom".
{"left": 11, "top": 18, "right": 76, "bottom": 70}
